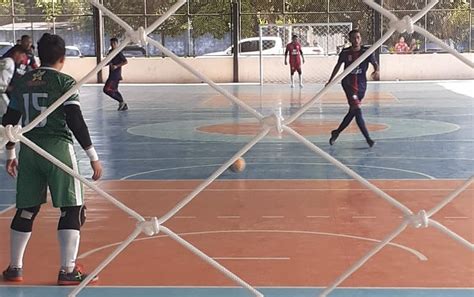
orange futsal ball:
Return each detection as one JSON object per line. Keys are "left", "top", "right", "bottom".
{"left": 230, "top": 157, "right": 246, "bottom": 173}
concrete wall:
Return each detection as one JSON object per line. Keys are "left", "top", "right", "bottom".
{"left": 61, "top": 53, "right": 474, "bottom": 84}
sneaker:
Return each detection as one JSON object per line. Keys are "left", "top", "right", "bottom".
{"left": 367, "top": 138, "right": 375, "bottom": 148}
{"left": 299, "top": 82, "right": 304, "bottom": 88}
{"left": 290, "top": 83, "right": 295, "bottom": 88}
{"left": 329, "top": 130, "right": 339, "bottom": 146}
{"left": 57, "top": 264, "right": 98, "bottom": 286}
{"left": 117, "top": 102, "right": 128, "bottom": 111}
{"left": 2, "top": 266, "right": 23, "bottom": 282}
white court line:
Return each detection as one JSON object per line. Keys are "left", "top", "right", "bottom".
{"left": 78, "top": 229, "right": 427, "bottom": 261}
{"left": 217, "top": 216, "right": 241, "bottom": 219}
{"left": 1, "top": 284, "right": 473, "bottom": 289}
{"left": 86, "top": 188, "right": 472, "bottom": 192}
{"left": 119, "top": 163, "right": 436, "bottom": 180}
{"left": 174, "top": 216, "right": 197, "bottom": 219}
{"left": 352, "top": 216, "right": 377, "bottom": 219}
{"left": 0, "top": 204, "right": 15, "bottom": 215}
{"left": 213, "top": 257, "right": 290, "bottom": 260}
{"left": 307, "top": 215, "right": 331, "bottom": 219}
{"left": 444, "top": 216, "right": 469, "bottom": 219}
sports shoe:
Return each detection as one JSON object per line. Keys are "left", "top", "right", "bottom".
{"left": 367, "top": 138, "right": 375, "bottom": 148}
{"left": 2, "top": 266, "right": 23, "bottom": 282}
{"left": 290, "top": 83, "right": 295, "bottom": 88}
{"left": 117, "top": 102, "right": 128, "bottom": 111}
{"left": 329, "top": 130, "right": 339, "bottom": 145}
{"left": 57, "top": 264, "right": 98, "bottom": 286}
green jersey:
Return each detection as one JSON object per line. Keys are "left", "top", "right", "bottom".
{"left": 9, "top": 67, "right": 80, "bottom": 143}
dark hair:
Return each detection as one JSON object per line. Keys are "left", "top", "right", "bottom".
{"left": 348, "top": 29, "right": 360, "bottom": 38}
{"left": 9, "top": 45, "right": 27, "bottom": 55}
{"left": 37, "top": 33, "right": 65, "bottom": 66}
{"left": 292, "top": 34, "right": 298, "bottom": 39}
{"left": 21, "top": 35, "right": 31, "bottom": 41}
{"left": 110, "top": 37, "right": 118, "bottom": 43}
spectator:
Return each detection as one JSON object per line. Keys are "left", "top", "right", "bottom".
{"left": 409, "top": 38, "right": 420, "bottom": 53}
{"left": 394, "top": 36, "right": 410, "bottom": 54}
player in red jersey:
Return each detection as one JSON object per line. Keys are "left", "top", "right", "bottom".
{"left": 284, "top": 35, "right": 305, "bottom": 88}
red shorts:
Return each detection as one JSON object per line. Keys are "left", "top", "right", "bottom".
{"left": 290, "top": 63, "right": 302, "bottom": 75}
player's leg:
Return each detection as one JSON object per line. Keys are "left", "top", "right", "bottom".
{"left": 330, "top": 82, "right": 357, "bottom": 145}
{"left": 354, "top": 89, "right": 375, "bottom": 147}
{"left": 290, "top": 65, "right": 296, "bottom": 88}
{"left": 297, "top": 67, "right": 303, "bottom": 88}
{"left": 45, "top": 141, "right": 97, "bottom": 284}
{"left": 103, "top": 78, "right": 124, "bottom": 109}
{"left": 3, "top": 144, "right": 47, "bottom": 282}
{"left": 115, "top": 80, "right": 128, "bottom": 111}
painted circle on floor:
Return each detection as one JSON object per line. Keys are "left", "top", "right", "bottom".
{"left": 127, "top": 117, "right": 459, "bottom": 143}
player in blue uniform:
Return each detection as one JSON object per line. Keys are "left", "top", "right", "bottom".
{"left": 326, "top": 29, "right": 379, "bottom": 147}
{"left": 103, "top": 37, "right": 128, "bottom": 111}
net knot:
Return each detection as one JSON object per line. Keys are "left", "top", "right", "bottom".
{"left": 261, "top": 112, "right": 284, "bottom": 134}
{"left": 0, "top": 125, "right": 22, "bottom": 145}
{"left": 409, "top": 210, "right": 429, "bottom": 229}
{"left": 139, "top": 217, "right": 161, "bottom": 236}
{"left": 390, "top": 15, "right": 414, "bottom": 34}
{"left": 128, "top": 26, "right": 148, "bottom": 47}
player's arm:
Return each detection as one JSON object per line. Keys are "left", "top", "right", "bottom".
{"left": 112, "top": 53, "right": 128, "bottom": 70}
{"left": 64, "top": 104, "right": 102, "bottom": 181}
{"left": 299, "top": 48, "right": 305, "bottom": 63}
{"left": 0, "top": 59, "right": 14, "bottom": 92}
{"left": 2, "top": 107, "right": 22, "bottom": 177}
{"left": 284, "top": 46, "right": 289, "bottom": 64}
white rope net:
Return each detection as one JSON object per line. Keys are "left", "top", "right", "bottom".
{"left": 0, "top": 1, "right": 472, "bottom": 296}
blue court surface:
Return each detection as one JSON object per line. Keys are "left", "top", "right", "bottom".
{"left": 1, "top": 286, "right": 474, "bottom": 297}
{"left": 0, "top": 81, "right": 472, "bottom": 297}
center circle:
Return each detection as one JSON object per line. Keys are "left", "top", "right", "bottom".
{"left": 197, "top": 120, "right": 389, "bottom": 137}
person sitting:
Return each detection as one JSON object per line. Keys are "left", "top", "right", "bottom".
{"left": 394, "top": 36, "right": 410, "bottom": 54}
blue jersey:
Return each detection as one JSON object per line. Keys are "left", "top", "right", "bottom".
{"left": 107, "top": 51, "right": 127, "bottom": 81}
{"left": 338, "top": 46, "right": 377, "bottom": 100}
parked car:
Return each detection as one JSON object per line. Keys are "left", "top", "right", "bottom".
{"left": 203, "top": 36, "right": 324, "bottom": 56}
{"left": 425, "top": 38, "right": 455, "bottom": 53}
{"left": 65, "top": 46, "right": 82, "bottom": 57}
{"left": 122, "top": 45, "right": 146, "bottom": 57}
{"left": 0, "top": 42, "right": 14, "bottom": 56}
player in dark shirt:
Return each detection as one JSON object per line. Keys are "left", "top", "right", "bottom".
{"left": 326, "top": 29, "right": 379, "bottom": 148}
{"left": 103, "top": 38, "right": 128, "bottom": 111}
{"left": 2, "top": 35, "right": 38, "bottom": 92}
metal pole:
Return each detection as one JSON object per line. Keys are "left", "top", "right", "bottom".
{"left": 92, "top": 0, "right": 104, "bottom": 83}
{"left": 232, "top": 0, "right": 240, "bottom": 82}
{"left": 374, "top": 0, "right": 383, "bottom": 65}
{"left": 259, "top": 25, "right": 263, "bottom": 85}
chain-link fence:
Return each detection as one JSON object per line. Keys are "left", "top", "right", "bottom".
{"left": 258, "top": 23, "right": 353, "bottom": 83}
{"left": 0, "top": 1, "right": 472, "bottom": 57}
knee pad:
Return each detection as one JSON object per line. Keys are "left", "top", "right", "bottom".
{"left": 58, "top": 205, "right": 86, "bottom": 231}
{"left": 11, "top": 206, "right": 41, "bottom": 232}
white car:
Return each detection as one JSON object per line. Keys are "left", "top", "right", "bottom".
{"left": 0, "top": 42, "right": 14, "bottom": 56}
{"left": 65, "top": 46, "right": 82, "bottom": 57}
{"left": 203, "top": 36, "right": 325, "bottom": 56}
{"left": 204, "top": 37, "right": 284, "bottom": 56}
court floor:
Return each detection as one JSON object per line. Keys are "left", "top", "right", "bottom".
{"left": 0, "top": 81, "right": 473, "bottom": 297}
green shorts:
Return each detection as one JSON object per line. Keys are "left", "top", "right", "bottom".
{"left": 16, "top": 138, "right": 83, "bottom": 208}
